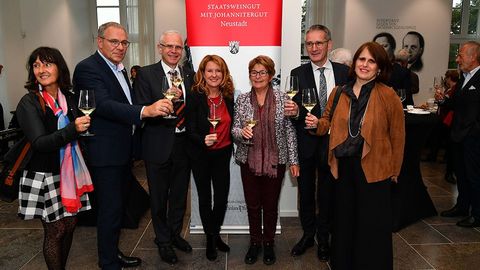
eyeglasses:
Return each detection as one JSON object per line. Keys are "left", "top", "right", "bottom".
{"left": 99, "top": 37, "right": 131, "bottom": 48}
{"left": 249, "top": 70, "right": 269, "bottom": 77}
{"left": 160, "top": 43, "right": 184, "bottom": 51}
{"left": 305, "top": 40, "right": 329, "bottom": 48}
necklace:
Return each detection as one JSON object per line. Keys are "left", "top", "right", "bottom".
{"left": 208, "top": 93, "right": 223, "bottom": 108}
{"left": 348, "top": 98, "right": 370, "bottom": 138}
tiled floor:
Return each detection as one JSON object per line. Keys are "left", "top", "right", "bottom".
{"left": 1, "top": 161, "right": 480, "bottom": 269}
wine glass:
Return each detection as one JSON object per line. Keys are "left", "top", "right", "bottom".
{"left": 243, "top": 112, "right": 257, "bottom": 146}
{"left": 171, "top": 72, "right": 184, "bottom": 102}
{"left": 78, "top": 89, "right": 96, "bottom": 136}
{"left": 433, "top": 76, "right": 445, "bottom": 102}
{"left": 162, "top": 76, "right": 177, "bottom": 119}
{"left": 284, "top": 76, "right": 299, "bottom": 116}
{"left": 208, "top": 104, "right": 221, "bottom": 142}
{"left": 302, "top": 88, "right": 317, "bottom": 129}
{"left": 396, "top": 88, "right": 406, "bottom": 103}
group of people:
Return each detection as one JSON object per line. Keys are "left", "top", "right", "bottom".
{"left": 14, "top": 19, "right": 478, "bottom": 270}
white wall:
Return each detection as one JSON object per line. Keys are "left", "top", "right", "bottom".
{"left": 153, "top": 0, "right": 187, "bottom": 62}
{"left": 0, "top": 0, "right": 92, "bottom": 125}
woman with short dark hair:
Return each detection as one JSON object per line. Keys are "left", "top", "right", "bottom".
{"left": 17, "top": 47, "right": 93, "bottom": 270}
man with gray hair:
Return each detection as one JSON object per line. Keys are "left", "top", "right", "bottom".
{"left": 135, "top": 30, "right": 194, "bottom": 265}
{"left": 73, "top": 22, "right": 173, "bottom": 269}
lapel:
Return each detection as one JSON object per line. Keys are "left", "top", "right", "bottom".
{"left": 93, "top": 52, "right": 131, "bottom": 104}
{"left": 461, "top": 68, "right": 480, "bottom": 92}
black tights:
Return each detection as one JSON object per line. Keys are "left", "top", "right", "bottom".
{"left": 41, "top": 216, "right": 77, "bottom": 270}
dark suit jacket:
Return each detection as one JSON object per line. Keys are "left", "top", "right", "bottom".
{"left": 185, "top": 91, "right": 234, "bottom": 160}
{"left": 290, "top": 61, "right": 350, "bottom": 160}
{"left": 72, "top": 52, "right": 143, "bottom": 167}
{"left": 388, "top": 63, "right": 414, "bottom": 106}
{"left": 448, "top": 70, "right": 480, "bottom": 142}
{"left": 134, "top": 61, "right": 194, "bottom": 164}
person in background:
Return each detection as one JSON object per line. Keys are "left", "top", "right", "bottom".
{"left": 186, "top": 55, "right": 234, "bottom": 261}
{"left": 130, "top": 65, "right": 141, "bottom": 88}
{"left": 329, "top": 48, "right": 353, "bottom": 67}
{"left": 396, "top": 48, "right": 420, "bottom": 95}
{"left": 438, "top": 41, "right": 480, "bottom": 228}
{"left": 402, "top": 31, "right": 425, "bottom": 72}
{"left": 285, "top": 24, "right": 350, "bottom": 262}
{"left": 73, "top": 22, "right": 171, "bottom": 269}
{"left": 135, "top": 30, "right": 194, "bottom": 265}
{"left": 16, "top": 47, "right": 93, "bottom": 270}
{"left": 425, "top": 70, "right": 459, "bottom": 185}
{"left": 233, "top": 55, "right": 299, "bottom": 265}
{"left": 314, "top": 42, "right": 405, "bottom": 270}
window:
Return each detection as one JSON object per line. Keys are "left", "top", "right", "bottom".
{"left": 449, "top": 0, "right": 480, "bottom": 68}
{"left": 95, "top": 0, "right": 154, "bottom": 68}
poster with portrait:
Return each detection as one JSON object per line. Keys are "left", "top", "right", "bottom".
{"left": 185, "top": 0, "right": 283, "bottom": 234}
{"left": 342, "top": 0, "right": 451, "bottom": 104}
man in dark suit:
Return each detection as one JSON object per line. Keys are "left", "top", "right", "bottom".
{"left": 285, "top": 24, "right": 349, "bottom": 261}
{"left": 439, "top": 41, "right": 480, "bottom": 228}
{"left": 134, "top": 30, "right": 194, "bottom": 265}
{"left": 73, "top": 22, "right": 172, "bottom": 270}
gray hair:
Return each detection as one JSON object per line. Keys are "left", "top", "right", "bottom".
{"left": 306, "top": 24, "right": 332, "bottom": 41}
{"left": 97, "top": 22, "right": 126, "bottom": 37}
{"left": 329, "top": 48, "right": 352, "bottom": 66}
{"left": 463, "top": 41, "right": 480, "bottom": 62}
{"left": 159, "top": 30, "right": 183, "bottom": 44}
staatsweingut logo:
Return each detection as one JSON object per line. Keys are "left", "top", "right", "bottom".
{"left": 229, "top": 40, "right": 240, "bottom": 54}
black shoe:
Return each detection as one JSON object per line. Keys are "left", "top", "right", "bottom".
{"left": 172, "top": 235, "right": 192, "bottom": 253}
{"left": 117, "top": 251, "right": 142, "bottom": 268}
{"left": 216, "top": 235, "right": 230, "bottom": 252}
{"left": 206, "top": 234, "right": 217, "bottom": 261}
{"left": 244, "top": 243, "right": 261, "bottom": 265}
{"left": 445, "top": 173, "right": 457, "bottom": 184}
{"left": 317, "top": 242, "right": 330, "bottom": 262}
{"left": 440, "top": 206, "right": 469, "bottom": 217}
{"left": 290, "top": 235, "right": 314, "bottom": 256}
{"left": 263, "top": 243, "right": 276, "bottom": 265}
{"left": 158, "top": 245, "right": 178, "bottom": 265}
{"left": 457, "top": 216, "right": 480, "bottom": 228}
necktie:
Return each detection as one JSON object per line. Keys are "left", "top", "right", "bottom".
{"left": 169, "top": 70, "right": 186, "bottom": 131}
{"left": 318, "top": 67, "right": 327, "bottom": 114}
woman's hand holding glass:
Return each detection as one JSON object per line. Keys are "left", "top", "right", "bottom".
{"left": 74, "top": 115, "right": 91, "bottom": 133}
{"left": 205, "top": 134, "right": 218, "bottom": 147}
{"left": 304, "top": 113, "right": 319, "bottom": 129}
{"left": 242, "top": 119, "right": 257, "bottom": 146}
{"left": 290, "top": 165, "right": 300, "bottom": 177}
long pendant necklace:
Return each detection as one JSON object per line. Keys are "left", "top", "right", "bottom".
{"left": 348, "top": 98, "right": 370, "bottom": 138}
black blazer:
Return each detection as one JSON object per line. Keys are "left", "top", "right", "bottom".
{"left": 448, "top": 70, "right": 480, "bottom": 142}
{"left": 185, "top": 91, "right": 234, "bottom": 160}
{"left": 290, "top": 61, "right": 350, "bottom": 160}
{"left": 72, "top": 52, "right": 143, "bottom": 167}
{"left": 134, "top": 61, "right": 194, "bottom": 164}
{"left": 387, "top": 63, "right": 414, "bottom": 106}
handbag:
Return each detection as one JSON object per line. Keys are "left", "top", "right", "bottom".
{"left": 0, "top": 92, "right": 45, "bottom": 202}
{"left": 319, "top": 85, "right": 344, "bottom": 170}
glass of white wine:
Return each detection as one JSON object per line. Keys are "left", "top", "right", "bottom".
{"left": 208, "top": 104, "right": 221, "bottom": 142}
{"left": 162, "top": 76, "right": 177, "bottom": 119}
{"left": 396, "top": 88, "right": 406, "bottom": 103}
{"left": 78, "top": 89, "right": 96, "bottom": 136}
{"left": 302, "top": 88, "right": 317, "bottom": 129}
{"left": 284, "top": 75, "right": 299, "bottom": 117}
{"left": 171, "top": 73, "right": 184, "bottom": 102}
{"left": 243, "top": 118, "right": 257, "bottom": 146}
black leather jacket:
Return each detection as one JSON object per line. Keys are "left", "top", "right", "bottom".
{"left": 15, "top": 90, "right": 79, "bottom": 173}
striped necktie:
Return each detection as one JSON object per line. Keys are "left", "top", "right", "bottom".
{"left": 318, "top": 67, "right": 327, "bottom": 114}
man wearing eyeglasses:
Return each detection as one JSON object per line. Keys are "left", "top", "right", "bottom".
{"left": 284, "top": 24, "right": 349, "bottom": 262}
{"left": 134, "top": 30, "right": 194, "bottom": 265}
{"left": 73, "top": 22, "right": 173, "bottom": 270}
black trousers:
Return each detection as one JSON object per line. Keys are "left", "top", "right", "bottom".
{"left": 454, "top": 136, "right": 480, "bottom": 217}
{"left": 331, "top": 157, "right": 392, "bottom": 270}
{"left": 145, "top": 135, "right": 191, "bottom": 245}
{"left": 91, "top": 165, "right": 130, "bottom": 270}
{"left": 192, "top": 145, "right": 232, "bottom": 234}
{"left": 297, "top": 150, "right": 334, "bottom": 243}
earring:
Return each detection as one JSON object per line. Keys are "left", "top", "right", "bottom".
{"left": 377, "top": 70, "right": 381, "bottom": 76}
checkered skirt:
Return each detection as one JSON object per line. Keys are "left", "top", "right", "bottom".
{"left": 18, "top": 170, "right": 91, "bottom": 223}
